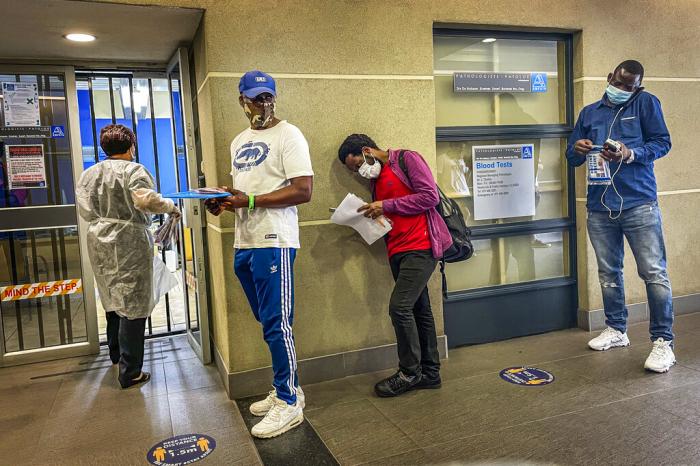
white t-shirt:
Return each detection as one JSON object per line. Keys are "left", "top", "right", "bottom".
{"left": 229, "top": 120, "right": 314, "bottom": 249}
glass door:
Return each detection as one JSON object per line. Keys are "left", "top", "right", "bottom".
{"left": 167, "top": 48, "right": 211, "bottom": 364}
{"left": 0, "top": 65, "right": 98, "bottom": 366}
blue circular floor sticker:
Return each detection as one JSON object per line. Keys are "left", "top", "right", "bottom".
{"left": 147, "top": 434, "right": 216, "bottom": 465}
{"left": 499, "top": 367, "right": 554, "bottom": 386}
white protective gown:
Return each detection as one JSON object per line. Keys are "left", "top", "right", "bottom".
{"left": 76, "top": 159, "right": 175, "bottom": 319}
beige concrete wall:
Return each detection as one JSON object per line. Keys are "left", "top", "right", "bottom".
{"left": 99, "top": 0, "right": 700, "bottom": 370}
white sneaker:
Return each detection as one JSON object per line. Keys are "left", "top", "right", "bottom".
{"left": 644, "top": 338, "right": 676, "bottom": 373}
{"left": 250, "top": 397, "right": 304, "bottom": 439}
{"left": 249, "top": 387, "right": 305, "bottom": 417}
{"left": 588, "top": 326, "right": 630, "bottom": 351}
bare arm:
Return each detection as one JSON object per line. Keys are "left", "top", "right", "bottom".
{"left": 205, "top": 176, "right": 313, "bottom": 214}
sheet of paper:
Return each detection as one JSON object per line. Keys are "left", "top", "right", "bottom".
{"left": 2, "top": 82, "right": 40, "bottom": 127}
{"left": 330, "top": 193, "right": 392, "bottom": 245}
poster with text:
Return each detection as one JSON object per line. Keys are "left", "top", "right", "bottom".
{"left": 472, "top": 144, "right": 535, "bottom": 220}
{"left": 2, "top": 82, "right": 40, "bottom": 127}
{"left": 6, "top": 145, "right": 47, "bottom": 189}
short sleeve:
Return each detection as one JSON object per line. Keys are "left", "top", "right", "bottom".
{"left": 281, "top": 124, "right": 314, "bottom": 179}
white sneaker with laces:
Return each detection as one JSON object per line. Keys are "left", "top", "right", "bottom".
{"left": 249, "top": 387, "right": 305, "bottom": 417}
{"left": 588, "top": 326, "right": 630, "bottom": 351}
{"left": 644, "top": 338, "right": 676, "bottom": 373}
{"left": 250, "top": 397, "right": 304, "bottom": 439}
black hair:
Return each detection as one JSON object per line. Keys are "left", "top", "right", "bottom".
{"left": 337, "top": 134, "right": 379, "bottom": 164}
{"left": 614, "top": 60, "right": 645, "bottom": 82}
{"left": 100, "top": 124, "right": 135, "bottom": 156}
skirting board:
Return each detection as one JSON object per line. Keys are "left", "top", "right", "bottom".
{"left": 578, "top": 293, "right": 700, "bottom": 332}
{"left": 213, "top": 335, "right": 449, "bottom": 400}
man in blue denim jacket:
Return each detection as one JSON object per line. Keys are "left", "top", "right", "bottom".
{"left": 566, "top": 60, "right": 675, "bottom": 372}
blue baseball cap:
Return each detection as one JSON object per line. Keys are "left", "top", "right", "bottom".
{"left": 239, "top": 70, "right": 276, "bottom": 98}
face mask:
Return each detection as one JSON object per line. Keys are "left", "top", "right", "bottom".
{"left": 358, "top": 153, "right": 381, "bottom": 179}
{"left": 243, "top": 100, "right": 275, "bottom": 129}
{"left": 605, "top": 84, "right": 634, "bottom": 105}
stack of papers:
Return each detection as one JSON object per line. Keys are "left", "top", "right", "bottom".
{"left": 330, "top": 193, "right": 392, "bottom": 245}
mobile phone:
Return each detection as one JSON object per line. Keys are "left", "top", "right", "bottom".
{"left": 604, "top": 139, "right": 622, "bottom": 153}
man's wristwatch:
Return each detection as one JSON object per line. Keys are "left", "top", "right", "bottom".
{"left": 624, "top": 149, "right": 635, "bottom": 164}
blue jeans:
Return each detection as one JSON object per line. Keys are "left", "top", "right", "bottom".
{"left": 587, "top": 201, "right": 674, "bottom": 341}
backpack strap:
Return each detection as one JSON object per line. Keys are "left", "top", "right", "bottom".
{"left": 399, "top": 150, "right": 449, "bottom": 297}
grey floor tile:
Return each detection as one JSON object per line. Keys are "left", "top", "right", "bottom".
{"left": 302, "top": 378, "right": 367, "bottom": 412}
{"left": 421, "top": 396, "right": 700, "bottom": 466}
{"left": 39, "top": 392, "right": 172, "bottom": 451}
{"left": 168, "top": 385, "right": 242, "bottom": 434}
{"left": 164, "top": 357, "right": 222, "bottom": 394}
{"left": 546, "top": 344, "right": 700, "bottom": 398}
{"left": 358, "top": 447, "right": 431, "bottom": 466}
{"left": 159, "top": 334, "right": 200, "bottom": 362}
{"left": 305, "top": 399, "right": 418, "bottom": 465}
{"left": 367, "top": 365, "right": 625, "bottom": 446}
{"left": 646, "top": 381, "right": 700, "bottom": 426}
{"left": 197, "top": 425, "right": 263, "bottom": 465}
{"left": 440, "top": 328, "right": 594, "bottom": 382}
{"left": 28, "top": 434, "right": 169, "bottom": 466}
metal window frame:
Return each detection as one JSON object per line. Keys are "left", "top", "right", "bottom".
{"left": 433, "top": 28, "right": 577, "bottom": 299}
{"left": 0, "top": 64, "right": 99, "bottom": 366}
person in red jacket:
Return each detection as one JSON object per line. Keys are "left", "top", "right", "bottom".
{"left": 338, "top": 134, "right": 452, "bottom": 397}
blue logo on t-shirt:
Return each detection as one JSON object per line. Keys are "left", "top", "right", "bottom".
{"left": 234, "top": 142, "right": 269, "bottom": 170}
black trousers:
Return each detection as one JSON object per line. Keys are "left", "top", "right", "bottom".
{"left": 388, "top": 249, "right": 440, "bottom": 379}
{"left": 105, "top": 312, "right": 147, "bottom": 388}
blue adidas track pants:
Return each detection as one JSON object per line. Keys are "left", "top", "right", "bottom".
{"left": 234, "top": 248, "right": 299, "bottom": 405}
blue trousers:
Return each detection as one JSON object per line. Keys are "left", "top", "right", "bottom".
{"left": 587, "top": 201, "right": 674, "bottom": 341}
{"left": 234, "top": 248, "right": 299, "bottom": 404}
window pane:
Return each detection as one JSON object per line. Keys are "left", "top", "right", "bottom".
{"left": 0, "top": 227, "right": 87, "bottom": 352}
{"left": 445, "top": 231, "right": 570, "bottom": 292}
{"left": 434, "top": 36, "right": 567, "bottom": 126}
{"left": 0, "top": 74, "right": 74, "bottom": 207}
{"left": 436, "top": 138, "right": 568, "bottom": 226}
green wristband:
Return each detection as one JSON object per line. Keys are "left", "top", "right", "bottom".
{"left": 248, "top": 194, "right": 255, "bottom": 211}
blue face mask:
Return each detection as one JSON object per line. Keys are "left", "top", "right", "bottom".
{"left": 605, "top": 84, "right": 634, "bottom": 105}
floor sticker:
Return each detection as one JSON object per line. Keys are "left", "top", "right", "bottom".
{"left": 147, "top": 434, "right": 216, "bottom": 465}
{"left": 499, "top": 367, "right": 554, "bottom": 386}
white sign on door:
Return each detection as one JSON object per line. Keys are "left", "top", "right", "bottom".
{"left": 2, "top": 82, "right": 40, "bottom": 127}
{"left": 472, "top": 144, "right": 535, "bottom": 220}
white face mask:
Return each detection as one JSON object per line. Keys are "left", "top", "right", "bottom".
{"left": 358, "top": 152, "right": 381, "bottom": 179}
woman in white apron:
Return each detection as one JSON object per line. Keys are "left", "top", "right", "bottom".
{"left": 76, "top": 124, "right": 178, "bottom": 388}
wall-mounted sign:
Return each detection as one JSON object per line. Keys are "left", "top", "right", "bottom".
{"left": 2, "top": 82, "right": 40, "bottom": 126}
{"left": 5, "top": 144, "right": 47, "bottom": 189}
{"left": 0, "top": 126, "right": 52, "bottom": 139}
{"left": 472, "top": 144, "right": 535, "bottom": 220}
{"left": 454, "top": 72, "right": 548, "bottom": 93}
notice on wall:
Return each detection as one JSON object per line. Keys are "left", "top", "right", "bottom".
{"left": 2, "top": 82, "right": 40, "bottom": 127}
{"left": 472, "top": 144, "right": 535, "bottom": 220}
{"left": 5, "top": 144, "right": 47, "bottom": 189}
{"left": 453, "top": 72, "right": 548, "bottom": 93}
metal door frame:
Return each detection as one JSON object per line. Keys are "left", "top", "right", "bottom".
{"left": 0, "top": 64, "right": 99, "bottom": 366}
{"left": 167, "top": 48, "right": 211, "bottom": 364}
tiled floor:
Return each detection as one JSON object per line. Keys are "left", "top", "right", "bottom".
{"left": 4, "top": 314, "right": 700, "bottom": 465}
{"left": 0, "top": 335, "right": 260, "bottom": 466}
{"left": 303, "top": 312, "right": 700, "bottom": 465}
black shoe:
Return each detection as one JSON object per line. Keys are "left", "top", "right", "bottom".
{"left": 374, "top": 371, "right": 420, "bottom": 397}
{"left": 121, "top": 371, "right": 151, "bottom": 389}
{"left": 414, "top": 375, "right": 442, "bottom": 390}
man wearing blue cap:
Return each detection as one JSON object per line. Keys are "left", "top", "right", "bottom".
{"left": 205, "top": 70, "right": 313, "bottom": 438}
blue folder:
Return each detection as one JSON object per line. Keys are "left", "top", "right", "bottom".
{"left": 163, "top": 190, "right": 230, "bottom": 199}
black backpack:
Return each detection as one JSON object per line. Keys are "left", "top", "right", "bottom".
{"left": 397, "top": 151, "right": 474, "bottom": 294}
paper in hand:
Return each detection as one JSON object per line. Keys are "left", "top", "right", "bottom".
{"left": 330, "top": 193, "right": 392, "bottom": 245}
